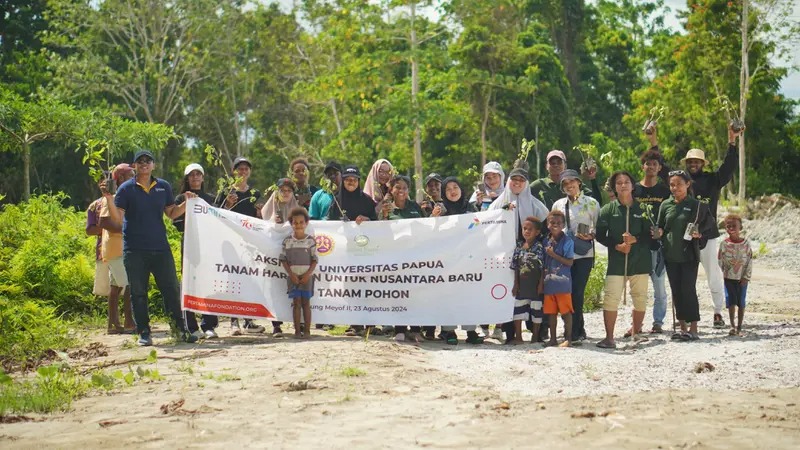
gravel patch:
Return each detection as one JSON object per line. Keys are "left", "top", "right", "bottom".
{"left": 428, "top": 312, "right": 800, "bottom": 399}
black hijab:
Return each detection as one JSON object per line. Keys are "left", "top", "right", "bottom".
{"left": 441, "top": 177, "right": 474, "bottom": 216}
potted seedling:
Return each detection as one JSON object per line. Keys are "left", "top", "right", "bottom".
{"left": 641, "top": 106, "right": 667, "bottom": 135}
{"left": 319, "top": 175, "right": 348, "bottom": 221}
{"left": 464, "top": 165, "right": 483, "bottom": 195}
{"left": 381, "top": 191, "right": 396, "bottom": 219}
{"left": 82, "top": 139, "right": 117, "bottom": 193}
{"left": 641, "top": 202, "right": 659, "bottom": 237}
{"left": 716, "top": 95, "right": 745, "bottom": 133}
{"left": 513, "top": 138, "right": 535, "bottom": 170}
{"left": 413, "top": 173, "right": 446, "bottom": 216}
{"left": 573, "top": 143, "right": 598, "bottom": 175}
{"left": 204, "top": 145, "right": 254, "bottom": 210}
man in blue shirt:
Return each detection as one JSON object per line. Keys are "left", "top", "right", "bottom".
{"left": 102, "top": 149, "right": 198, "bottom": 346}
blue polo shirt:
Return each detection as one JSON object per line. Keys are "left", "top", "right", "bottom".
{"left": 114, "top": 177, "right": 175, "bottom": 252}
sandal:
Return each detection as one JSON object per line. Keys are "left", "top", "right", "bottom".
{"left": 650, "top": 325, "right": 663, "bottom": 334}
{"left": 623, "top": 328, "right": 643, "bottom": 338}
{"left": 728, "top": 328, "right": 737, "bottom": 336}
{"left": 595, "top": 339, "right": 616, "bottom": 349}
{"left": 687, "top": 332, "right": 700, "bottom": 341}
{"left": 465, "top": 331, "right": 484, "bottom": 345}
{"left": 671, "top": 332, "right": 685, "bottom": 341}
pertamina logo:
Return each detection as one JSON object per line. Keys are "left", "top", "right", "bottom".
{"left": 468, "top": 217, "right": 481, "bottom": 229}
{"left": 315, "top": 234, "right": 335, "bottom": 256}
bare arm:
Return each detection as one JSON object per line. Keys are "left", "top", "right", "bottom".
{"left": 164, "top": 192, "right": 196, "bottom": 220}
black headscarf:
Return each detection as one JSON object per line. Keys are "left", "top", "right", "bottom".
{"left": 441, "top": 177, "right": 474, "bottom": 216}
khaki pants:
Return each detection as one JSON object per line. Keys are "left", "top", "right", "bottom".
{"left": 603, "top": 274, "right": 648, "bottom": 312}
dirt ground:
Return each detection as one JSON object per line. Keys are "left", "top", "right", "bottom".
{"left": 2, "top": 265, "right": 799, "bottom": 449}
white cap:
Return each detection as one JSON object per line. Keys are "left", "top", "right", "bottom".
{"left": 184, "top": 163, "right": 205, "bottom": 176}
{"left": 482, "top": 161, "right": 503, "bottom": 175}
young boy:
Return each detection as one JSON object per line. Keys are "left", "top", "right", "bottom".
{"left": 718, "top": 214, "right": 752, "bottom": 336}
{"left": 510, "top": 217, "right": 545, "bottom": 345}
{"left": 543, "top": 210, "right": 575, "bottom": 347}
{"left": 279, "top": 208, "right": 318, "bottom": 339}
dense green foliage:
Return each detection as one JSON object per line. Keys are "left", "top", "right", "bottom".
{"left": 0, "top": 194, "right": 183, "bottom": 371}
{"left": 0, "top": 0, "right": 796, "bottom": 206}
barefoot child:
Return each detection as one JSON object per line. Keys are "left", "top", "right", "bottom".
{"left": 510, "top": 217, "right": 545, "bottom": 345}
{"left": 718, "top": 214, "right": 752, "bottom": 336}
{"left": 279, "top": 208, "right": 318, "bottom": 339}
{"left": 543, "top": 210, "right": 575, "bottom": 347}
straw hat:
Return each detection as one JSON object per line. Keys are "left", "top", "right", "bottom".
{"left": 680, "top": 148, "right": 710, "bottom": 165}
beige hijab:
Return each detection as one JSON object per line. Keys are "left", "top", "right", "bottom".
{"left": 260, "top": 190, "right": 300, "bottom": 223}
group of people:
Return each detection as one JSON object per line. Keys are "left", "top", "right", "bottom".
{"left": 88, "top": 123, "right": 753, "bottom": 348}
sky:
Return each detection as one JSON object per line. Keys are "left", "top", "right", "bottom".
{"left": 272, "top": 0, "right": 799, "bottom": 100}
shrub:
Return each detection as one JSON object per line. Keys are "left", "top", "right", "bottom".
{"left": 584, "top": 256, "right": 608, "bottom": 312}
{"left": 0, "top": 297, "right": 76, "bottom": 371}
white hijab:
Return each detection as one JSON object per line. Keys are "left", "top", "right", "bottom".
{"left": 468, "top": 161, "right": 506, "bottom": 203}
{"left": 488, "top": 176, "right": 549, "bottom": 231}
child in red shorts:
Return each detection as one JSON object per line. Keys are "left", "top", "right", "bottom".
{"left": 543, "top": 210, "right": 575, "bottom": 347}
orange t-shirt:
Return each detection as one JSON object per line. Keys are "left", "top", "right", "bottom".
{"left": 99, "top": 197, "right": 123, "bottom": 261}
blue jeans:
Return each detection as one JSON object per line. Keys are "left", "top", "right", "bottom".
{"left": 124, "top": 250, "right": 186, "bottom": 335}
{"left": 650, "top": 249, "right": 669, "bottom": 327}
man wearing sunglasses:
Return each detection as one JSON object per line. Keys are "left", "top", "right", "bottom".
{"left": 101, "top": 150, "right": 198, "bottom": 346}
{"left": 679, "top": 124, "right": 743, "bottom": 328}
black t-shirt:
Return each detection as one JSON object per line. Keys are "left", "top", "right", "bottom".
{"left": 634, "top": 182, "right": 671, "bottom": 217}
{"left": 173, "top": 190, "right": 216, "bottom": 233}
{"left": 215, "top": 188, "right": 262, "bottom": 218}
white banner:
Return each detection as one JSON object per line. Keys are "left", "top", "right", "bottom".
{"left": 181, "top": 198, "right": 516, "bottom": 325}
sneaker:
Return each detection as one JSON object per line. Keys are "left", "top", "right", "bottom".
{"left": 491, "top": 328, "right": 504, "bottom": 340}
{"left": 273, "top": 327, "right": 284, "bottom": 338}
{"left": 713, "top": 314, "right": 725, "bottom": 328}
{"left": 345, "top": 328, "right": 357, "bottom": 337}
{"left": 244, "top": 322, "right": 265, "bottom": 334}
{"left": 231, "top": 323, "right": 242, "bottom": 336}
{"left": 137, "top": 333, "right": 153, "bottom": 346}
{"left": 394, "top": 333, "right": 406, "bottom": 342}
{"left": 204, "top": 329, "right": 219, "bottom": 339}
{"left": 191, "top": 330, "right": 205, "bottom": 340}
{"left": 182, "top": 332, "right": 199, "bottom": 343}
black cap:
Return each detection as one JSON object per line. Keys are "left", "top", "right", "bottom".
{"left": 324, "top": 161, "right": 343, "bottom": 174}
{"left": 232, "top": 156, "right": 252, "bottom": 170}
{"left": 133, "top": 150, "right": 155, "bottom": 163}
{"left": 508, "top": 167, "right": 529, "bottom": 181}
{"left": 424, "top": 173, "right": 442, "bottom": 185}
{"left": 342, "top": 165, "right": 361, "bottom": 179}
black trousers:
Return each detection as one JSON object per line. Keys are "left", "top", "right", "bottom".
{"left": 666, "top": 261, "right": 701, "bottom": 323}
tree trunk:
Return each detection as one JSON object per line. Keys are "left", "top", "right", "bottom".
{"left": 480, "top": 86, "right": 492, "bottom": 168}
{"left": 737, "top": 0, "right": 749, "bottom": 205}
{"left": 22, "top": 140, "right": 31, "bottom": 201}
{"left": 410, "top": 1, "right": 424, "bottom": 200}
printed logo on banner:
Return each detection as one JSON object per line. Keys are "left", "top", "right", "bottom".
{"left": 315, "top": 234, "right": 335, "bottom": 256}
{"left": 468, "top": 216, "right": 507, "bottom": 230}
{"left": 353, "top": 235, "right": 370, "bottom": 247}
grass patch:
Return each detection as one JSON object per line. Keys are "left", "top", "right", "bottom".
{"left": 326, "top": 325, "right": 349, "bottom": 336}
{"left": 202, "top": 372, "right": 240, "bottom": 382}
{"left": 0, "top": 365, "right": 89, "bottom": 415}
{"left": 340, "top": 366, "right": 366, "bottom": 377}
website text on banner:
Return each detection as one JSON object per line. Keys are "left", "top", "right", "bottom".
{"left": 182, "top": 198, "right": 516, "bottom": 325}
